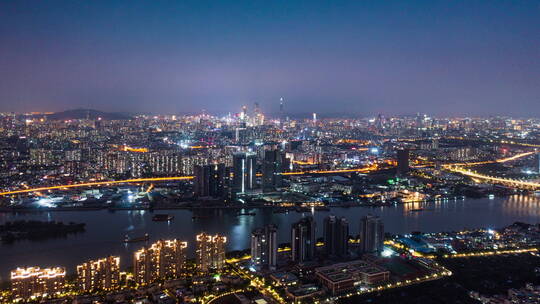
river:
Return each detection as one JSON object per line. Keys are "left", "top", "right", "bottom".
{"left": 1, "top": 195, "right": 540, "bottom": 282}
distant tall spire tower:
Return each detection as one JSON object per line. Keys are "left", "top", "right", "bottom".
{"left": 240, "top": 105, "right": 247, "bottom": 121}
{"left": 279, "top": 97, "right": 284, "bottom": 121}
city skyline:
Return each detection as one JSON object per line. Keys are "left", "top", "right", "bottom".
{"left": 1, "top": 1, "right": 539, "bottom": 116}
{"left": 2, "top": 1, "right": 540, "bottom": 303}
{"left": 2, "top": 102, "right": 540, "bottom": 303}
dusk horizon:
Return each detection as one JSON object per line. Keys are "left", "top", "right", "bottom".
{"left": 7, "top": 107, "right": 540, "bottom": 119}
{"left": 1, "top": 1, "right": 539, "bottom": 116}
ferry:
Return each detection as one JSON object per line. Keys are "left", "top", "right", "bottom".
{"left": 152, "top": 214, "right": 174, "bottom": 221}
{"left": 124, "top": 233, "right": 149, "bottom": 243}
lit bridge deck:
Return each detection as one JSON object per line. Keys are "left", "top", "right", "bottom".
{"left": 443, "top": 151, "right": 540, "bottom": 190}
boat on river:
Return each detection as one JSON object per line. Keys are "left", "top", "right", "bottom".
{"left": 237, "top": 212, "right": 256, "bottom": 216}
{"left": 124, "top": 233, "right": 149, "bottom": 243}
{"left": 152, "top": 214, "right": 174, "bottom": 221}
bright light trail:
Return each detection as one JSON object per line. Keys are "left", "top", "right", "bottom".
{"left": 0, "top": 165, "right": 382, "bottom": 196}
{"left": 0, "top": 176, "right": 194, "bottom": 196}
{"left": 447, "top": 151, "right": 535, "bottom": 167}
{"left": 446, "top": 167, "right": 540, "bottom": 189}
{"left": 443, "top": 151, "right": 540, "bottom": 189}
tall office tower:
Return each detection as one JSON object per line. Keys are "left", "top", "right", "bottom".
{"left": 254, "top": 102, "right": 260, "bottom": 116}
{"left": 240, "top": 105, "right": 248, "bottom": 121}
{"left": 262, "top": 149, "right": 284, "bottom": 192}
{"left": 291, "top": 217, "right": 316, "bottom": 264}
{"left": 253, "top": 102, "right": 264, "bottom": 125}
{"left": 396, "top": 149, "right": 410, "bottom": 175}
{"left": 376, "top": 113, "right": 385, "bottom": 131}
{"left": 196, "top": 233, "right": 227, "bottom": 272}
{"left": 250, "top": 224, "right": 278, "bottom": 270}
{"left": 194, "top": 164, "right": 226, "bottom": 198}
{"left": 133, "top": 239, "right": 188, "bottom": 285}
{"left": 77, "top": 256, "right": 120, "bottom": 291}
{"left": 416, "top": 113, "right": 424, "bottom": 129}
{"left": 232, "top": 152, "right": 256, "bottom": 195}
{"left": 11, "top": 267, "right": 66, "bottom": 300}
{"left": 323, "top": 215, "right": 349, "bottom": 258}
{"left": 359, "top": 215, "right": 384, "bottom": 256}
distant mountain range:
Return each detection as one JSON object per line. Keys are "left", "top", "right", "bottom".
{"left": 46, "top": 109, "right": 132, "bottom": 120}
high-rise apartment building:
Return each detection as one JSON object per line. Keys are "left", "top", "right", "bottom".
{"left": 77, "top": 256, "right": 120, "bottom": 291}
{"left": 251, "top": 224, "right": 278, "bottom": 270}
{"left": 196, "top": 233, "right": 227, "bottom": 272}
{"left": 291, "top": 217, "right": 316, "bottom": 264}
{"left": 29, "top": 149, "right": 56, "bottom": 166}
{"left": 323, "top": 215, "right": 349, "bottom": 258}
{"left": 11, "top": 267, "right": 66, "bottom": 300}
{"left": 359, "top": 215, "right": 384, "bottom": 256}
{"left": 133, "top": 239, "right": 187, "bottom": 285}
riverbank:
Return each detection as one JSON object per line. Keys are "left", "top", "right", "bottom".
{"left": 0, "top": 195, "right": 494, "bottom": 213}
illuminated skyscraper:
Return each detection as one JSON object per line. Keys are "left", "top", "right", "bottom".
{"left": 196, "top": 233, "right": 227, "bottom": 272}
{"left": 11, "top": 267, "right": 66, "bottom": 300}
{"left": 253, "top": 102, "right": 264, "bottom": 125}
{"left": 376, "top": 113, "right": 385, "bottom": 131}
{"left": 77, "top": 256, "right": 120, "bottom": 291}
{"left": 254, "top": 102, "right": 260, "bottom": 120}
{"left": 262, "top": 149, "right": 285, "bottom": 192}
{"left": 291, "top": 217, "right": 316, "bottom": 264}
{"left": 133, "top": 239, "right": 188, "bottom": 285}
{"left": 323, "top": 215, "right": 349, "bottom": 258}
{"left": 251, "top": 224, "right": 278, "bottom": 270}
{"left": 359, "top": 215, "right": 384, "bottom": 256}
{"left": 232, "top": 152, "right": 256, "bottom": 195}
{"left": 240, "top": 105, "right": 248, "bottom": 121}
{"left": 194, "top": 164, "right": 226, "bottom": 198}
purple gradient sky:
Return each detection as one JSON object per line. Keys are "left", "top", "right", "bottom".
{"left": 0, "top": 1, "right": 539, "bottom": 116}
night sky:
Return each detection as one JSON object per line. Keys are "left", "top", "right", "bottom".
{"left": 0, "top": 1, "right": 539, "bottom": 116}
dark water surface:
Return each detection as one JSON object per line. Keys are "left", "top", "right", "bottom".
{"left": 1, "top": 195, "right": 540, "bottom": 282}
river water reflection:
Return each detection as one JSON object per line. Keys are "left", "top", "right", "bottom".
{"left": 1, "top": 195, "right": 540, "bottom": 282}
